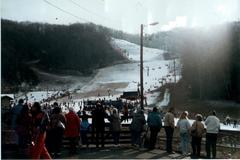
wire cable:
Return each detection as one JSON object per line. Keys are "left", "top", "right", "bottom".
{"left": 43, "top": 0, "right": 89, "bottom": 23}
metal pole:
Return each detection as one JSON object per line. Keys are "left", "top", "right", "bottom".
{"left": 174, "top": 58, "right": 176, "bottom": 83}
{"left": 140, "top": 24, "right": 144, "bottom": 110}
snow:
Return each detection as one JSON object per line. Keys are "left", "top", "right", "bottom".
{"left": 76, "top": 38, "right": 178, "bottom": 106}
{"left": 17, "top": 91, "right": 59, "bottom": 103}
{"left": 1, "top": 94, "right": 14, "bottom": 99}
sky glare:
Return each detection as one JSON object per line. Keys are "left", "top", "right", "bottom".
{"left": 1, "top": 0, "right": 239, "bottom": 33}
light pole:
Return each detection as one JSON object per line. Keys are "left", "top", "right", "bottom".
{"left": 140, "top": 22, "right": 158, "bottom": 110}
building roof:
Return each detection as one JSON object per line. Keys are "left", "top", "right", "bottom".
{"left": 120, "top": 91, "right": 140, "bottom": 100}
{"left": 1, "top": 94, "right": 14, "bottom": 100}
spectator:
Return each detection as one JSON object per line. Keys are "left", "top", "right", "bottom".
{"left": 177, "top": 111, "right": 191, "bottom": 156}
{"left": 205, "top": 110, "right": 220, "bottom": 159}
{"left": 109, "top": 109, "right": 121, "bottom": 147}
{"left": 11, "top": 99, "right": 24, "bottom": 145}
{"left": 233, "top": 119, "right": 237, "bottom": 128}
{"left": 80, "top": 111, "right": 90, "bottom": 148}
{"left": 123, "top": 104, "right": 129, "bottom": 122}
{"left": 225, "top": 115, "right": 231, "bottom": 126}
{"left": 65, "top": 107, "right": 81, "bottom": 154}
{"left": 48, "top": 103, "right": 66, "bottom": 158}
{"left": 147, "top": 107, "right": 162, "bottom": 150}
{"left": 164, "top": 107, "right": 175, "bottom": 153}
{"left": 190, "top": 114, "right": 205, "bottom": 158}
{"left": 31, "top": 102, "right": 51, "bottom": 159}
{"left": 15, "top": 104, "right": 32, "bottom": 158}
{"left": 130, "top": 109, "right": 146, "bottom": 148}
{"left": 92, "top": 103, "right": 107, "bottom": 148}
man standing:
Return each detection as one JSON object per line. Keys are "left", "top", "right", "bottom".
{"left": 205, "top": 110, "right": 220, "bottom": 159}
{"left": 147, "top": 107, "right": 162, "bottom": 149}
{"left": 92, "top": 103, "right": 107, "bottom": 148}
{"left": 164, "top": 107, "right": 175, "bottom": 153}
{"left": 11, "top": 99, "right": 24, "bottom": 129}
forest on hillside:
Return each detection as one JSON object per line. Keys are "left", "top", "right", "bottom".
{"left": 1, "top": 19, "right": 126, "bottom": 92}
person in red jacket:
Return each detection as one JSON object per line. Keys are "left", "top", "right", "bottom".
{"left": 31, "top": 102, "right": 51, "bottom": 159}
{"left": 64, "top": 107, "right": 81, "bottom": 154}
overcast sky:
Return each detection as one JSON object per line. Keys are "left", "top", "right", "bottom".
{"left": 1, "top": 0, "right": 240, "bottom": 33}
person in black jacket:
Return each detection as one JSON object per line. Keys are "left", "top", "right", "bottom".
{"left": 92, "top": 103, "right": 107, "bottom": 148}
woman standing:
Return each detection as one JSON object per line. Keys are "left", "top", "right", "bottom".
{"left": 80, "top": 111, "right": 90, "bottom": 148}
{"left": 109, "top": 109, "right": 121, "bottom": 147}
{"left": 65, "top": 107, "right": 81, "bottom": 154}
{"left": 177, "top": 111, "right": 191, "bottom": 156}
{"left": 48, "top": 104, "right": 66, "bottom": 158}
{"left": 31, "top": 102, "right": 51, "bottom": 159}
{"left": 190, "top": 114, "right": 205, "bottom": 158}
{"left": 130, "top": 109, "right": 146, "bottom": 147}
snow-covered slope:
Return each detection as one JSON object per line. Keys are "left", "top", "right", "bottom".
{"left": 111, "top": 38, "right": 164, "bottom": 61}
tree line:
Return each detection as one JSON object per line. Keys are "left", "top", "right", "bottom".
{"left": 1, "top": 19, "right": 126, "bottom": 92}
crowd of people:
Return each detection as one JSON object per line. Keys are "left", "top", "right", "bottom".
{"left": 7, "top": 98, "right": 238, "bottom": 159}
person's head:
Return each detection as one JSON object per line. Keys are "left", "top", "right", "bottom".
{"left": 180, "top": 111, "right": 188, "bottom": 119}
{"left": 69, "top": 107, "right": 74, "bottom": 113}
{"left": 153, "top": 107, "right": 158, "bottom": 112}
{"left": 32, "top": 102, "right": 41, "bottom": 114}
{"left": 184, "top": 111, "right": 188, "bottom": 116}
{"left": 168, "top": 107, "right": 174, "bottom": 113}
{"left": 53, "top": 106, "right": 61, "bottom": 114}
{"left": 18, "top": 99, "right": 24, "bottom": 104}
{"left": 195, "top": 114, "right": 203, "bottom": 121}
{"left": 53, "top": 102, "right": 58, "bottom": 107}
{"left": 96, "top": 103, "right": 102, "bottom": 109}
{"left": 211, "top": 110, "right": 216, "bottom": 116}
{"left": 113, "top": 109, "right": 117, "bottom": 114}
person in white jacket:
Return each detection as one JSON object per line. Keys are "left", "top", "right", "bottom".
{"left": 205, "top": 110, "right": 220, "bottom": 159}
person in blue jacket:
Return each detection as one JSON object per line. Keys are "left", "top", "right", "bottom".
{"left": 147, "top": 107, "right": 162, "bottom": 149}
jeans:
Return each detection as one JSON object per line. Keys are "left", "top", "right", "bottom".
{"left": 180, "top": 132, "right": 190, "bottom": 154}
{"left": 164, "top": 126, "right": 174, "bottom": 153}
{"left": 67, "top": 137, "right": 78, "bottom": 154}
{"left": 81, "top": 130, "right": 89, "bottom": 146}
{"left": 95, "top": 127, "right": 105, "bottom": 147}
{"left": 131, "top": 130, "right": 141, "bottom": 146}
{"left": 206, "top": 133, "right": 217, "bottom": 159}
{"left": 149, "top": 127, "right": 160, "bottom": 149}
{"left": 48, "top": 127, "right": 64, "bottom": 154}
{"left": 112, "top": 131, "right": 120, "bottom": 145}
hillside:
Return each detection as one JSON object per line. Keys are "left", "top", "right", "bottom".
{"left": 1, "top": 19, "right": 127, "bottom": 92}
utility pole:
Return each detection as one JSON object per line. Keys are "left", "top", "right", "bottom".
{"left": 173, "top": 58, "right": 176, "bottom": 83}
{"left": 140, "top": 24, "right": 144, "bottom": 110}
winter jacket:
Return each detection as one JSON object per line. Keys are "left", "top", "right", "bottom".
{"left": 16, "top": 112, "right": 32, "bottom": 136}
{"left": 64, "top": 111, "right": 81, "bottom": 137}
{"left": 147, "top": 111, "right": 162, "bottom": 128}
{"left": 164, "top": 112, "right": 175, "bottom": 128}
{"left": 109, "top": 113, "right": 121, "bottom": 132}
{"left": 11, "top": 103, "right": 23, "bottom": 129}
{"left": 177, "top": 119, "right": 191, "bottom": 133}
{"left": 92, "top": 107, "right": 107, "bottom": 129}
{"left": 205, "top": 115, "right": 220, "bottom": 134}
{"left": 190, "top": 120, "right": 205, "bottom": 137}
{"left": 50, "top": 113, "right": 66, "bottom": 129}
{"left": 130, "top": 111, "right": 146, "bottom": 132}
